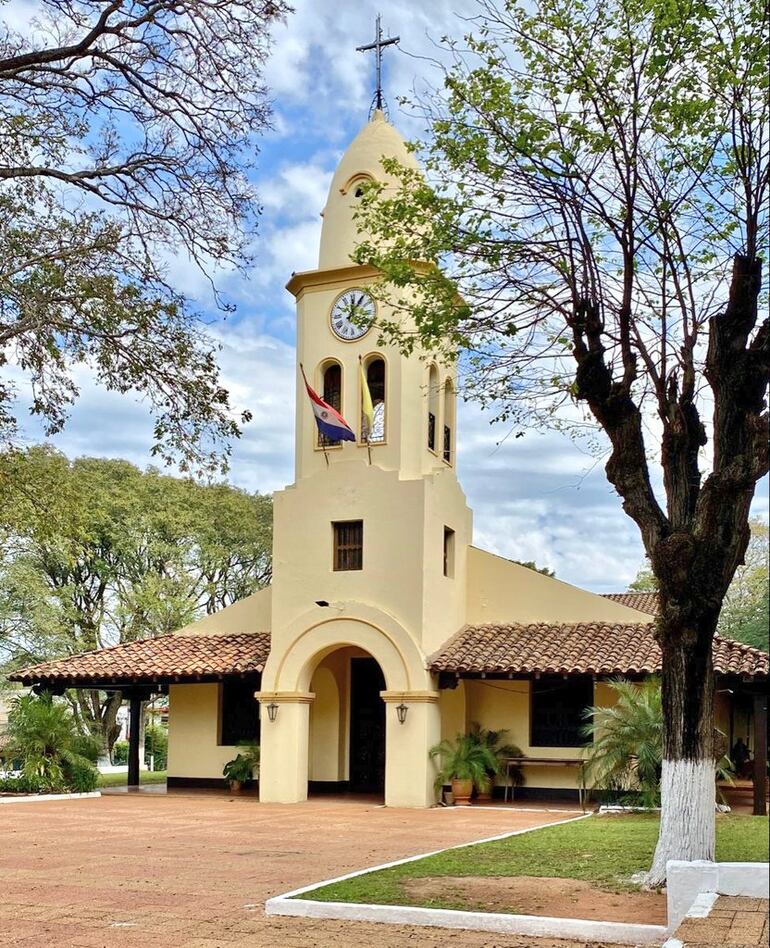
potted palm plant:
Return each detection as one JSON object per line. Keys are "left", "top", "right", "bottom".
{"left": 429, "top": 733, "right": 499, "bottom": 805}
{"left": 222, "top": 742, "right": 260, "bottom": 794}
{"left": 467, "top": 722, "right": 524, "bottom": 802}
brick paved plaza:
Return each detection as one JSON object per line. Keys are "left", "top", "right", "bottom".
{"left": 0, "top": 792, "right": 630, "bottom": 948}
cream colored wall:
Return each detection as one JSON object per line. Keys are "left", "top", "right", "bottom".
{"left": 460, "top": 678, "right": 612, "bottom": 791}
{"left": 175, "top": 586, "right": 272, "bottom": 636}
{"left": 307, "top": 648, "right": 362, "bottom": 782}
{"left": 466, "top": 547, "right": 656, "bottom": 625}
{"left": 167, "top": 683, "right": 250, "bottom": 779}
{"left": 271, "top": 465, "right": 471, "bottom": 660}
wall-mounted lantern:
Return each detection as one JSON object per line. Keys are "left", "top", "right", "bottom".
{"left": 395, "top": 702, "right": 408, "bottom": 725}
{"left": 266, "top": 702, "right": 279, "bottom": 723}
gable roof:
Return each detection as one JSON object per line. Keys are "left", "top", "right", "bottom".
{"left": 428, "top": 622, "right": 768, "bottom": 679}
{"left": 9, "top": 633, "right": 271, "bottom": 688}
{"left": 601, "top": 591, "right": 660, "bottom": 615}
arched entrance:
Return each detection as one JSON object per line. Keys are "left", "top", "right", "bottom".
{"left": 257, "top": 607, "right": 441, "bottom": 807}
{"left": 307, "top": 646, "right": 386, "bottom": 797}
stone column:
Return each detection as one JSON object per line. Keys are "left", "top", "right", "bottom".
{"left": 254, "top": 691, "right": 314, "bottom": 803}
{"left": 381, "top": 691, "right": 441, "bottom": 808}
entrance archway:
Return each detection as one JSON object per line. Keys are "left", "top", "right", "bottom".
{"left": 307, "top": 646, "right": 386, "bottom": 797}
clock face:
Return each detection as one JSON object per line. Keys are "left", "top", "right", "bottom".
{"left": 330, "top": 290, "right": 374, "bottom": 341}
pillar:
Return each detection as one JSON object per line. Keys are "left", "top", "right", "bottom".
{"left": 254, "top": 691, "right": 314, "bottom": 803}
{"left": 127, "top": 694, "right": 142, "bottom": 788}
{"left": 753, "top": 692, "right": 767, "bottom": 817}
{"left": 381, "top": 691, "right": 441, "bottom": 808}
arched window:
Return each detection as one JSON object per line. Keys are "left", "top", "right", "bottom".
{"left": 443, "top": 379, "right": 455, "bottom": 464}
{"left": 362, "top": 356, "right": 386, "bottom": 444}
{"left": 427, "top": 364, "right": 440, "bottom": 452}
{"left": 319, "top": 361, "right": 342, "bottom": 447}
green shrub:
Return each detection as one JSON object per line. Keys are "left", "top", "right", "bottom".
{"left": 63, "top": 757, "right": 99, "bottom": 793}
{"left": 144, "top": 725, "right": 168, "bottom": 771}
{"left": 0, "top": 774, "right": 45, "bottom": 794}
{"left": 112, "top": 740, "right": 129, "bottom": 765}
{"left": 5, "top": 693, "right": 100, "bottom": 793}
{"left": 72, "top": 733, "right": 102, "bottom": 764}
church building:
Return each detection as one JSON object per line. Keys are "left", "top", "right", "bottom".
{"left": 12, "top": 111, "right": 768, "bottom": 810}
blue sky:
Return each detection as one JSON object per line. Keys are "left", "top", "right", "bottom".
{"left": 12, "top": 1, "right": 769, "bottom": 592}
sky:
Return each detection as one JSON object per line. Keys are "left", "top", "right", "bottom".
{"left": 11, "top": 0, "right": 769, "bottom": 592}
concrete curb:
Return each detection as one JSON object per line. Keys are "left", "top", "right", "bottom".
{"left": 0, "top": 791, "right": 102, "bottom": 804}
{"left": 666, "top": 860, "right": 770, "bottom": 929}
{"left": 266, "top": 812, "right": 666, "bottom": 946}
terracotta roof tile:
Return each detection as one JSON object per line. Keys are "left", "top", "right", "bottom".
{"left": 601, "top": 591, "right": 660, "bottom": 615}
{"left": 428, "top": 622, "right": 768, "bottom": 679}
{"left": 9, "top": 633, "right": 270, "bottom": 687}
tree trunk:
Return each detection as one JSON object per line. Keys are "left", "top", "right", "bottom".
{"left": 646, "top": 623, "right": 716, "bottom": 887}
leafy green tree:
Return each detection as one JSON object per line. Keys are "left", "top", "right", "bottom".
{"left": 355, "top": 0, "right": 767, "bottom": 883}
{"left": 514, "top": 560, "right": 555, "bottom": 577}
{"left": 629, "top": 565, "right": 658, "bottom": 592}
{"left": 718, "top": 518, "right": 769, "bottom": 651}
{"left": 0, "top": 446, "right": 272, "bottom": 751}
{"left": 4, "top": 693, "right": 98, "bottom": 792}
{"left": 0, "top": 0, "right": 291, "bottom": 472}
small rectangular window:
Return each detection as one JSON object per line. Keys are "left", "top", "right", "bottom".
{"left": 220, "top": 679, "right": 260, "bottom": 746}
{"left": 530, "top": 676, "right": 593, "bottom": 748}
{"left": 333, "top": 520, "right": 363, "bottom": 571}
{"left": 443, "top": 424, "right": 452, "bottom": 463}
{"left": 443, "top": 526, "right": 455, "bottom": 578}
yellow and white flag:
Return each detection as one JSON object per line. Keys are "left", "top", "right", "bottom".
{"left": 360, "top": 358, "right": 374, "bottom": 441}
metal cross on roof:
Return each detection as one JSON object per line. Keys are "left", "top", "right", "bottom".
{"left": 356, "top": 14, "right": 400, "bottom": 116}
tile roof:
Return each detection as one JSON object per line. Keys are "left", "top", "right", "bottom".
{"left": 9, "top": 633, "right": 270, "bottom": 688}
{"left": 601, "top": 591, "right": 660, "bottom": 615}
{"left": 428, "top": 622, "right": 768, "bottom": 679}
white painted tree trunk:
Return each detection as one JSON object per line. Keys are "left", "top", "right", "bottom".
{"left": 646, "top": 758, "right": 716, "bottom": 888}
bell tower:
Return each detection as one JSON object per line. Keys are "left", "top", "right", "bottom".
{"left": 287, "top": 110, "right": 460, "bottom": 483}
{"left": 258, "top": 99, "right": 473, "bottom": 808}
{"left": 271, "top": 110, "right": 473, "bottom": 656}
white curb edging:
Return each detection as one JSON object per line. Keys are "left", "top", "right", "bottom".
{"left": 666, "top": 859, "right": 770, "bottom": 929}
{"left": 0, "top": 791, "right": 101, "bottom": 804}
{"left": 265, "top": 812, "right": 667, "bottom": 946}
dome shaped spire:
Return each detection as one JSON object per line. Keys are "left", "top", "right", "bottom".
{"left": 318, "top": 111, "right": 419, "bottom": 270}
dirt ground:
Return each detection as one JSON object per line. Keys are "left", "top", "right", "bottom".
{"left": 0, "top": 791, "right": 639, "bottom": 948}
{"left": 403, "top": 875, "right": 667, "bottom": 924}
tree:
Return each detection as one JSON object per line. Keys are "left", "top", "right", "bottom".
{"left": 0, "top": 0, "right": 291, "bottom": 472}
{"left": 629, "top": 565, "right": 658, "bottom": 592}
{"left": 0, "top": 446, "right": 272, "bottom": 751}
{"left": 629, "top": 518, "right": 768, "bottom": 649}
{"left": 718, "top": 518, "right": 769, "bottom": 651}
{"left": 355, "top": 0, "right": 768, "bottom": 884}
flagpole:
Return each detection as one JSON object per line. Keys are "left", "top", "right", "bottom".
{"left": 300, "top": 362, "right": 330, "bottom": 467}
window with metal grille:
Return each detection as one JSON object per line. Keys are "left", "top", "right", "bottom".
{"left": 219, "top": 678, "right": 260, "bottom": 746}
{"left": 428, "top": 411, "right": 436, "bottom": 451}
{"left": 443, "top": 424, "right": 451, "bottom": 463}
{"left": 333, "top": 520, "right": 363, "bottom": 571}
{"left": 530, "top": 676, "right": 593, "bottom": 748}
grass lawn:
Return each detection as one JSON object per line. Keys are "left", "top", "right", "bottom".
{"left": 98, "top": 770, "right": 167, "bottom": 788}
{"left": 298, "top": 814, "right": 769, "bottom": 909}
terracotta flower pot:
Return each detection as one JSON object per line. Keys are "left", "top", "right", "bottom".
{"left": 451, "top": 777, "right": 473, "bottom": 806}
{"left": 228, "top": 780, "right": 243, "bottom": 795}
{"left": 475, "top": 788, "right": 492, "bottom": 803}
